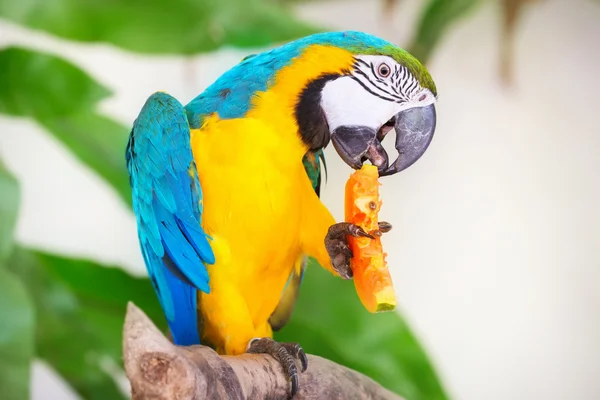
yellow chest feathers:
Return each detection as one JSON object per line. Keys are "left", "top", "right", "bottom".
{"left": 189, "top": 44, "right": 356, "bottom": 261}
{"left": 187, "top": 45, "right": 356, "bottom": 351}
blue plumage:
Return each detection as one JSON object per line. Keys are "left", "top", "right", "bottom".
{"left": 126, "top": 92, "right": 214, "bottom": 346}
{"left": 185, "top": 31, "right": 396, "bottom": 127}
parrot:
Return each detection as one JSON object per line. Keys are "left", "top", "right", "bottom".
{"left": 125, "top": 30, "right": 437, "bottom": 397}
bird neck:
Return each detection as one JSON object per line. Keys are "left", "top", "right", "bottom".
{"left": 245, "top": 45, "right": 356, "bottom": 154}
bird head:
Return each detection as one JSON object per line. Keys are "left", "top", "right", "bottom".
{"left": 187, "top": 31, "right": 437, "bottom": 177}
{"left": 293, "top": 32, "right": 438, "bottom": 176}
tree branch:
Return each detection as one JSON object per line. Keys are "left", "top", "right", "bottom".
{"left": 122, "top": 302, "right": 404, "bottom": 400}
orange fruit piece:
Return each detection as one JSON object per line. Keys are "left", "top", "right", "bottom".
{"left": 344, "top": 164, "right": 397, "bottom": 313}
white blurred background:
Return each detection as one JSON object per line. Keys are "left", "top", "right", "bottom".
{"left": 1, "top": 0, "right": 599, "bottom": 399}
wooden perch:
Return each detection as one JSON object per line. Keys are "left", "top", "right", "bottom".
{"left": 122, "top": 302, "right": 405, "bottom": 400}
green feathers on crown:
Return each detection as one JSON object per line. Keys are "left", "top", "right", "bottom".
{"left": 347, "top": 43, "right": 437, "bottom": 97}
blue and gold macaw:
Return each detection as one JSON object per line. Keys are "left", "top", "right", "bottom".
{"left": 126, "top": 31, "right": 437, "bottom": 396}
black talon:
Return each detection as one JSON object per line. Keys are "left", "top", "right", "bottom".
{"left": 284, "top": 342, "right": 308, "bottom": 373}
{"left": 298, "top": 349, "right": 308, "bottom": 372}
{"left": 291, "top": 373, "right": 298, "bottom": 398}
{"left": 378, "top": 221, "right": 392, "bottom": 233}
{"left": 357, "top": 229, "right": 375, "bottom": 239}
{"left": 246, "top": 338, "right": 307, "bottom": 398}
{"left": 325, "top": 222, "right": 392, "bottom": 279}
{"left": 348, "top": 224, "right": 375, "bottom": 239}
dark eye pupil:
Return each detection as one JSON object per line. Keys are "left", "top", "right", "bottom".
{"left": 379, "top": 65, "right": 389, "bottom": 76}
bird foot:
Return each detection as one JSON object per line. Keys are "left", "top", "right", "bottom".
{"left": 246, "top": 337, "right": 308, "bottom": 398}
{"left": 325, "top": 221, "right": 392, "bottom": 279}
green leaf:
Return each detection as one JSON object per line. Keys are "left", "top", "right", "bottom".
{"left": 38, "top": 250, "right": 165, "bottom": 331}
{"left": 409, "top": 0, "right": 483, "bottom": 64}
{"left": 0, "top": 47, "right": 131, "bottom": 204}
{"left": 0, "top": 268, "right": 35, "bottom": 400}
{"left": 0, "top": 0, "right": 320, "bottom": 55}
{"left": 6, "top": 247, "right": 165, "bottom": 400}
{"left": 0, "top": 160, "right": 20, "bottom": 260}
{"left": 275, "top": 260, "right": 449, "bottom": 400}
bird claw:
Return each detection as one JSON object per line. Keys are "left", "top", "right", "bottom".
{"left": 246, "top": 337, "right": 308, "bottom": 398}
{"left": 349, "top": 224, "right": 375, "bottom": 239}
{"left": 378, "top": 221, "right": 393, "bottom": 233}
{"left": 325, "top": 221, "right": 392, "bottom": 279}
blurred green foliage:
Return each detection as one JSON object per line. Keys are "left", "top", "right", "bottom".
{"left": 0, "top": 0, "right": 319, "bottom": 54}
{"left": 0, "top": 268, "right": 34, "bottom": 400}
{"left": 408, "top": 0, "right": 483, "bottom": 63}
{"left": 0, "top": 1, "right": 460, "bottom": 400}
{"left": 0, "top": 162, "right": 34, "bottom": 400}
{"left": 0, "top": 48, "right": 131, "bottom": 203}
{"left": 5, "top": 248, "right": 167, "bottom": 400}
{"left": 7, "top": 248, "right": 127, "bottom": 400}
{"left": 0, "top": 164, "right": 34, "bottom": 400}
{"left": 404, "top": 0, "right": 542, "bottom": 85}
{"left": 276, "top": 263, "right": 447, "bottom": 400}
{"left": 0, "top": 161, "right": 19, "bottom": 259}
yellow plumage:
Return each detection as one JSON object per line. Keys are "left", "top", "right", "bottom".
{"left": 189, "top": 45, "right": 355, "bottom": 355}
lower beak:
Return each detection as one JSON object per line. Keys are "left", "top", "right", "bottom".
{"left": 331, "top": 126, "right": 388, "bottom": 170}
{"left": 330, "top": 104, "right": 437, "bottom": 176}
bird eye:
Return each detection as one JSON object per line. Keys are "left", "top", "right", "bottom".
{"left": 377, "top": 63, "right": 391, "bottom": 78}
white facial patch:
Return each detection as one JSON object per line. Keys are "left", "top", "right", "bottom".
{"left": 320, "top": 55, "right": 436, "bottom": 132}
{"left": 320, "top": 76, "right": 398, "bottom": 131}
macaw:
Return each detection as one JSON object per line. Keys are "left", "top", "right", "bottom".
{"left": 125, "top": 30, "right": 437, "bottom": 396}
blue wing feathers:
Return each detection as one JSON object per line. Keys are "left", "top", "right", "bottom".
{"left": 176, "top": 219, "right": 216, "bottom": 265}
{"left": 126, "top": 92, "right": 214, "bottom": 346}
{"left": 153, "top": 197, "right": 210, "bottom": 292}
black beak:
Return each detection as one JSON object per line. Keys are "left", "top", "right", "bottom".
{"left": 331, "top": 126, "right": 389, "bottom": 171}
{"left": 330, "top": 104, "right": 436, "bottom": 176}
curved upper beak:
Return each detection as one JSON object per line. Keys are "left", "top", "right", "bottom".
{"left": 330, "top": 103, "right": 437, "bottom": 176}
{"left": 381, "top": 103, "right": 437, "bottom": 176}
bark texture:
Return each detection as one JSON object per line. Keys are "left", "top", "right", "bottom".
{"left": 123, "top": 302, "right": 404, "bottom": 400}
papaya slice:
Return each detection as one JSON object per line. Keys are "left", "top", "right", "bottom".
{"left": 344, "top": 164, "right": 397, "bottom": 313}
